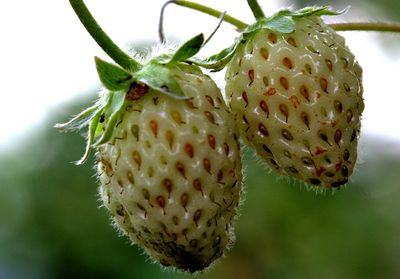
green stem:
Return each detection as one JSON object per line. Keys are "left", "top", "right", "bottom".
{"left": 246, "top": 0, "right": 265, "bottom": 20}
{"left": 169, "top": 1, "right": 400, "bottom": 35}
{"left": 329, "top": 22, "right": 400, "bottom": 33}
{"left": 69, "top": 0, "right": 141, "bottom": 71}
{"left": 174, "top": 0, "right": 248, "bottom": 30}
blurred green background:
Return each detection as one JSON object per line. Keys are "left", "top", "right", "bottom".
{"left": 1, "top": 0, "right": 400, "bottom": 278}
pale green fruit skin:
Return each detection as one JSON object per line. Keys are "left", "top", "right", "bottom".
{"left": 225, "top": 16, "right": 364, "bottom": 188}
{"left": 97, "top": 66, "right": 242, "bottom": 272}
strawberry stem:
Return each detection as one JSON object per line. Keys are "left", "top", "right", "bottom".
{"left": 173, "top": 0, "right": 248, "bottom": 30}
{"left": 165, "top": 1, "right": 400, "bottom": 36}
{"left": 246, "top": 0, "right": 265, "bottom": 20}
{"left": 69, "top": 0, "right": 141, "bottom": 72}
{"left": 329, "top": 22, "right": 400, "bottom": 33}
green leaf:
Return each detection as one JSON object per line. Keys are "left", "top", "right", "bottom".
{"left": 76, "top": 105, "right": 104, "bottom": 165}
{"left": 94, "top": 90, "right": 126, "bottom": 146}
{"left": 95, "top": 57, "right": 132, "bottom": 91}
{"left": 275, "top": 6, "right": 345, "bottom": 18}
{"left": 169, "top": 34, "right": 204, "bottom": 63}
{"left": 189, "top": 38, "right": 241, "bottom": 71}
{"left": 246, "top": 15, "right": 295, "bottom": 34}
{"left": 133, "top": 62, "right": 187, "bottom": 99}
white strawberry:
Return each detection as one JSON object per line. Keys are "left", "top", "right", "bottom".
{"left": 194, "top": 7, "right": 364, "bottom": 189}
{"left": 57, "top": 35, "right": 243, "bottom": 272}
{"left": 224, "top": 11, "right": 364, "bottom": 188}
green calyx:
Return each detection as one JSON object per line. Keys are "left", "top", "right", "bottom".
{"left": 191, "top": 6, "right": 343, "bottom": 71}
{"left": 56, "top": 33, "right": 208, "bottom": 164}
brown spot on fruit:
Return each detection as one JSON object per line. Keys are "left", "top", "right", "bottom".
{"left": 318, "top": 130, "right": 330, "bottom": 145}
{"left": 325, "top": 171, "right": 335, "bottom": 178}
{"left": 156, "top": 196, "right": 166, "bottom": 214}
{"left": 172, "top": 216, "right": 179, "bottom": 225}
{"left": 268, "top": 33, "right": 277, "bottom": 44}
{"left": 185, "top": 144, "right": 194, "bottom": 158}
{"left": 300, "top": 85, "right": 310, "bottom": 101}
{"left": 248, "top": 69, "right": 255, "bottom": 83}
{"left": 259, "top": 100, "right": 269, "bottom": 116}
{"left": 344, "top": 149, "right": 350, "bottom": 162}
{"left": 283, "top": 57, "right": 293, "bottom": 69}
{"left": 336, "top": 162, "right": 343, "bottom": 172}
{"left": 309, "top": 178, "right": 321, "bottom": 185}
{"left": 279, "top": 104, "right": 289, "bottom": 122}
{"left": 286, "top": 166, "right": 299, "bottom": 174}
{"left": 204, "top": 111, "right": 216, "bottom": 124}
{"left": 301, "top": 112, "right": 310, "bottom": 129}
{"left": 131, "top": 125, "right": 139, "bottom": 141}
{"left": 320, "top": 78, "right": 328, "bottom": 92}
{"left": 280, "top": 77, "right": 289, "bottom": 90}
{"left": 193, "top": 210, "right": 202, "bottom": 227}
{"left": 186, "top": 98, "right": 198, "bottom": 109}
{"left": 286, "top": 37, "right": 297, "bottom": 47}
{"left": 302, "top": 157, "right": 314, "bottom": 166}
{"left": 171, "top": 111, "right": 184, "bottom": 124}
{"left": 181, "top": 193, "right": 189, "bottom": 211}
{"left": 150, "top": 120, "right": 158, "bottom": 137}
{"left": 223, "top": 143, "right": 230, "bottom": 156}
{"left": 331, "top": 180, "right": 348, "bottom": 188}
{"left": 263, "top": 76, "right": 269, "bottom": 87}
{"left": 217, "top": 170, "right": 223, "bottom": 182}
{"left": 263, "top": 144, "right": 272, "bottom": 155}
{"left": 343, "top": 83, "right": 351, "bottom": 93}
{"left": 242, "top": 91, "right": 249, "bottom": 107}
{"left": 325, "top": 59, "right": 333, "bottom": 71}
{"left": 162, "top": 178, "right": 172, "bottom": 198}
{"left": 289, "top": 96, "right": 300, "bottom": 108}
{"left": 282, "top": 129, "right": 293, "bottom": 141}
{"left": 283, "top": 150, "right": 292, "bottom": 158}
{"left": 334, "top": 129, "right": 342, "bottom": 145}
{"left": 316, "top": 166, "right": 326, "bottom": 177}
{"left": 193, "top": 178, "right": 203, "bottom": 194}
{"left": 264, "top": 88, "right": 276, "bottom": 96}
{"left": 334, "top": 100, "right": 343, "bottom": 113}
{"left": 260, "top": 47, "right": 269, "bottom": 59}
{"left": 99, "top": 157, "right": 113, "bottom": 176}
{"left": 341, "top": 165, "right": 349, "bottom": 177}
{"left": 315, "top": 146, "right": 327, "bottom": 156}
{"left": 203, "top": 158, "right": 211, "bottom": 173}
{"left": 132, "top": 151, "right": 141, "bottom": 169}
{"left": 127, "top": 171, "right": 134, "bottom": 184}
{"left": 258, "top": 123, "right": 269, "bottom": 136}
{"left": 176, "top": 162, "right": 186, "bottom": 178}
{"left": 351, "top": 130, "right": 357, "bottom": 142}
{"left": 346, "top": 109, "right": 353, "bottom": 123}
{"left": 341, "top": 57, "right": 349, "bottom": 69}
{"left": 304, "top": 64, "right": 312, "bottom": 74}
{"left": 208, "top": 134, "right": 216, "bottom": 149}
{"left": 205, "top": 95, "right": 215, "bottom": 107}
{"left": 166, "top": 130, "right": 174, "bottom": 149}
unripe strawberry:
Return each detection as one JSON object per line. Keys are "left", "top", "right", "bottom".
{"left": 57, "top": 35, "right": 243, "bottom": 272}
{"left": 211, "top": 9, "right": 363, "bottom": 189}
{"left": 98, "top": 63, "right": 242, "bottom": 272}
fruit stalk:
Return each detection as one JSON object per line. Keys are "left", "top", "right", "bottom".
{"left": 246, "top": 0, "right": 265, "bottom": 20}
{"left": 168, "top": 0, "right": 400, "bottom": 33}
{"left": 330, "top": 22, "right": 400, "bottom": 32}
{"left": 173, "top": 0, "right": 248, "bottom": 30}
{"left": 69, "top": 0, "right": 141, "bottom": 71}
